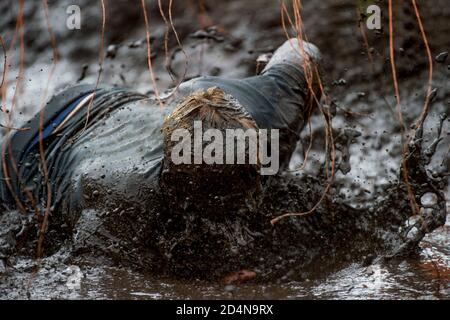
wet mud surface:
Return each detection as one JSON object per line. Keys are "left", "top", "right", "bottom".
{"left": 1, "top": 217, "right": 449, "bottom": 299}
{"left": 0, "top": 0, "right": 449, "bottom": 299}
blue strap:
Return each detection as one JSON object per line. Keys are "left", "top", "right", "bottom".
{"left": 24, "top": 92, "right": 92, "bottom": 156}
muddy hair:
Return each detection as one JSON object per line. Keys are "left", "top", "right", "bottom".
{"left": 160, "top": 87, "right": 261, "bottom": 215}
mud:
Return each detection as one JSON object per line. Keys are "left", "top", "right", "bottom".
{"left": 0, "top": 0, "right": 449, "bottom": 299}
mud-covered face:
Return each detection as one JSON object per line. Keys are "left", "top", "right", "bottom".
{"left": 160, "top": 161, "right": 260, "bottom": 215}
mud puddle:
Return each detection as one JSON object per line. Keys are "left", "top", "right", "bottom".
{"left": 0, "top": 213, "right": 447, "bottom": 300}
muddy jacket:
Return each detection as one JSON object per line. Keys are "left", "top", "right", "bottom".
{"left": 0, "top": 62, "right": 311, "bottom": 218}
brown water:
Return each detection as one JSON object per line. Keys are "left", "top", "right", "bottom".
{"left": 0, "top": 0, "right": 449, "bottom": 299}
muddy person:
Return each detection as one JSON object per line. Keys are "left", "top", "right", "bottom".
{"left": 0, "top": 39, "right": 321, "bottom": 213}
{"left": 0, "top": 39, "right": 446, "bottom": 279}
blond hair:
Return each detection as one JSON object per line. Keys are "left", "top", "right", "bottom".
{"left": 161, "top": 87, "right": 261, "bottom": 213}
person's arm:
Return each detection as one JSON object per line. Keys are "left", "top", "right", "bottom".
{"left": 177, "top": 39, "right": 323, "bottom": 167}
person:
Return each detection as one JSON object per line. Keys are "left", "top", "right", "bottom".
{"left": 0, "top": 38, "right": 445, "bottom": 280}
{"left": 0, "top": 38, "right": 322, "bottom": 220}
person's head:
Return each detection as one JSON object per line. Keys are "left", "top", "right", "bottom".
{"left": 161, "top": 87, "right": 261, "bottom": 216}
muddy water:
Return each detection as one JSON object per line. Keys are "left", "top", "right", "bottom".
{"left": 0, "top": 0, "right": 449, "bottom": 299}
{"left": 1, "top": 214, "right": 448, "bottom": 299}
